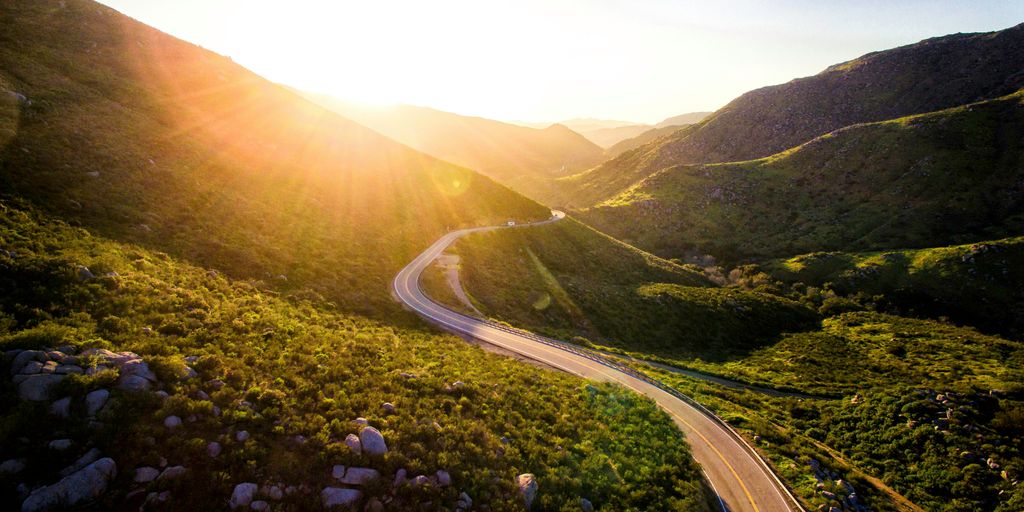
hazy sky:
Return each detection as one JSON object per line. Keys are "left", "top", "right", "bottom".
{"left": 100, "top": 0, "right": 1022, "bottom": 124}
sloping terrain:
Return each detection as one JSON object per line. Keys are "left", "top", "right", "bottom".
{"left": 559, "top": 24, "right": 1024, "bottom": 207}
{"left": 0, "top": 200, "right": 710, "bottom": 511}
{"left": 308, "top": 100, "right": 606, "bottom": 203}
{"left": 0, "top": 0, "right": 550, "bottom": 316}
{"left": 580, "top": 90, "right": 1024, "bottom": 263}
{"left": 605, "top": 125, "right": 686, "bottom": 158}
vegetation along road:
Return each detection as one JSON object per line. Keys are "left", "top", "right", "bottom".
{"left": 393, "top": 210, "right": 802, "bottom": 512}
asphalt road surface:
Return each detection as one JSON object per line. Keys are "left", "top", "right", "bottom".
{"left": 393, "top": 211, "right": 801, "bottom": 512}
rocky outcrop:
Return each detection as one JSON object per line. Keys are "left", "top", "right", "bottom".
{"left": 20, "top": 457, "right": 117, "bottom": 512}
{"left": 230, "top": 483, "right": 258, "bottom": 509}
{"left": 517, "top": 473, "right": 538, "bottom": 509}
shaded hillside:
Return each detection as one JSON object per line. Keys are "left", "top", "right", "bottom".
{"left": 442, "top": 218, "right": 818, "bottom": 361}
{"left": 561, "top": 24, "right": 1024, "bottom": 206}
{"left": 309, "top": 100, "right": 606, "bottom": 203}
{"left": 605, "top": 125, "right": 685, "bottom": 158}
{"left": 581, "top": 124, "right": 651, "bottom": 148}
{"left": 655, "top": 112, "right": 712, "bottom": 128}
{"left": 760, "top": 236, "right": 1024, "bottom": 340}
{"left": 0, "top": 0, "right": 549, "bottom": 316}
{"left": 0, "top": 199, "right": 710, "bottom": 512}
{"left": 580, "top": 90, "right": 1024, "bottom": 263}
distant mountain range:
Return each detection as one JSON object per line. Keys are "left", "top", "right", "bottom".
{"left": 558, "top": 23, "right": 1024, "bottom": 209}
{"left": 308, "top": 100, "right": 606, "bottom": 202}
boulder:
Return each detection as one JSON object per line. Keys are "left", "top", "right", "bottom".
{"left": 20, "top": 457, "right": 116, "bottom": 512}
{"left": 359, "top": 427, "right": 387, "bottom": 456}
{"left": 134, "top": 467, "right": 160, "bottom": 483}
{"left": 262, "top": 485, "right": 283, "bottom": 501}
{"left": 116, "top": 375, "right": 151, "bottom": 391}
{"left": 120, "top": 359, "right": 157, "bottom": 381}
{"left": 59, "top": 448, "right": 102, "bottom": 477}
{"left": 436, "top": 470, "right": 451, "bottom": 487}
{"left": 457, "top": 492, "right": 473, "bottom": 510}
{"left": 393, "top": 468, "right": 408, "bottom": 487}
{"left": 164, "top": 415, "right": 182, "bottom": 428}
{"left": 321, "top": 487, "right": 363, "bottom": 508}
{"left": 18, "top": 374, "right": 64, "bottom": 401}
{"left": 230, "top": 483, "right": 258, "bottom": 509}
{"left": 381, "top": 402, "right": 396, "bottom": 414}
{"left": 332, "top": 465, "right": 346, "bottom": 480}
{"left": 77, "top": 266, "right": 95, "bottom": 281}
{"left": 50, "top": 397, "right": 72, "bottom": 418}
{"left": 517, "top": 473, "right": 538, "bottom": 509}
{"left": 207, "top": 441, "right": 222, "bottom": 458}
{"left": 21, "top": 361, "right": 44, "bottom": 374}
{"left": 338, "top": 467, "right": 379, "bottom": 486}
{"left": 411, "top": 475, "right": 431, "bottom": 487}
{"left": 41, "top": 361, "right": 58, "bottom": 374}
{"left": 85, "top": 389, "right": 110, "bottom": 416}
{"left": 250, "top": 500, "right": 269, "bottom": 511}
{"left": 0, "top": 458, "right": 26, "bottom": 475}
{"left": 158, "top": 466, "right": 187, "bottom": 481}
{"left": 353, "top": 417, "right": 369, "bottom": 427}
{"left": 580, "top": 497, "right": 594, "bottom": 512}
{"left": 48, "top": 439, "right": 73, "bottom": 451}
{"left": 56, "top": 365, "right": 83, "bottom": 375}
{"left": 235, "top": 430, "right": 250, "bottom": 442}
{"left": 11, "top": 350, "right": 44, "bottom": 374}
{"left": 344, "top": 434, "right": 362, "bottom": 454}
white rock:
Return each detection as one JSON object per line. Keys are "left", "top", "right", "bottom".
{"left": 207, "top": 441, "right": 222, "bottom": 458}
{"left": 353, "top": 417, "right": 369, "bottom": 426}
{"left": 517, "top": 473, "right": 538, "bottom": 509}
{"left": 11, "top": 350, "right": 44, "bottom": 373}
{"left": 344, "top": 434, "right": 362, "bottom": 454}
{"left": 59, "top": 448, "right": 102, "bottom": 477}
{"left": 50, "top": 396, "right": 72, "bottom": 418}
{"left": 339, "top": 467, "right": 379, "bottom": 486}
{"left": 381, "top": 402, "right": 396, "bottom": 414}
{"left": 411, "top": 475, "right": 431, "bottom": 487}
{"left": 0, "top": 458, "right": 26, "bottom": 475}
{"left": 321, "top": 487, "right": 363, "bottom": 508}
{"left": 332, "top": 465, "right": 346, "bottom": 480}
{"left": 48, "top": 439, "right": 73, "bottom": 451}
{"left": 20, "top": 457, "right": 117, "bottom": 512}
{"left": 235, "top": 430, "right": 250, "bottom": 442}
{"left": 18, "top": 374, "right": 64, "bottom": 401}
{"left": 158, "top": 466, "right": 187, "bottom": 481}
{"left": 134, "top": 466, "right": 160, "bottom": 483}
{"left": 359, "top": 427, "right": 387, "bottom": 456}
{"left": 85, "top": 389, "right": 110, "bottom": 416}
{"left": 164, "top": 415, "right": 182, "bottom": 428}
{"left": 230, "top": 483, "right": 258, "bottom": 509}
{"left": 436, "top": 470, "right": 451, "bottom": 487}
{"left": 116, "top": 374, "right": 151, "bottom": 391}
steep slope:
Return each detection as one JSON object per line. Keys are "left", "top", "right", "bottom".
{"left": 560, "top": 23, "right": 1024, "bottom": 207}
{"left": 437, "top": 218, "right": 818, "bottom": 361}
{"left": 605, "top": 125, "right": 686, "bottom": 158}
{"left": 308, "top": 100, "right": 606, "bottom": 203}
{"left": 0, "top": 199, "right": 710, "bottom": 511}
{"left": 581, "top": 123, "right": 652, "bottom": 148}
{"left": 0, "top": 0, "right": 549, "bottom": 316}
{"left": 580, "top": 91, "right": 1024, "bottom": 263}
{"left": 655, "top": 112, "right": 712, "bottom": 128}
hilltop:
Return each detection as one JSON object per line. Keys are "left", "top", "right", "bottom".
{"left": 579, "top": 90, "right": 1024, "bottom": 264}
{"left": 558, "top": 23, "right": 1024, "bottom": 207}
{"left": 0, "top": 0, "right": 550, "bottom": 316}
{"left": 308, "top": 100, "right": 606, "bottom": 203}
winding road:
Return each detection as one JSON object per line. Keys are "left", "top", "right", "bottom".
{"left": 393, "top": 211, "right": 802, "bottom": 512}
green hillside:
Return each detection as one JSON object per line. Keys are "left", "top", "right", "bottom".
{"left": 558, "top": 23, "right": 1024, "bottom": 207}
{"left": 0, "top": 0, "right": 549, "bottom": 318}
{"left": 308, "top": 99, "right": 606, "bottom": 204}
{"left": 580, "top": 90, "right": 1024, "bottom": 264}
{"left": 445, "top": 218, "right": 818, "bottom": 360}
{"left": 0, "top": 200, "right": 709, "bottom": 511}
{"left": 759, "top": 236, "right": 1024, "bottom": 340}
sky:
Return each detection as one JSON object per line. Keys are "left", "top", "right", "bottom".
{"left": 99, "top": 0, "right": 1023, "bottom": 125}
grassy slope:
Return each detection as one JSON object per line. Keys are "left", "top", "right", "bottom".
{"left": 667, "top": 311, "right": 1024, "bottom": 512}
{"left": 0, "top": 0, "right": 549, "bottom": 318}
{"left": 761, "top": 236, "right": 1024, "bottom": 340}
{"left": 581, "top": 91, "right": 1024, "bottom": 263}
{"left": 0, "top": 200, "right": 710, "bottom": 511}
{"left": 451, "top": 218, "right": 819, "bottom": 360}
{"left": 308, "top": 99, "right": 607, "bottom": 204}
{"left": 558, "top": 23, "right": 1024, "bottom": 207}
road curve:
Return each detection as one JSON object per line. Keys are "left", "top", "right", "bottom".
{"left": 393, "top": 211, "right": 802, "bottom": 512}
